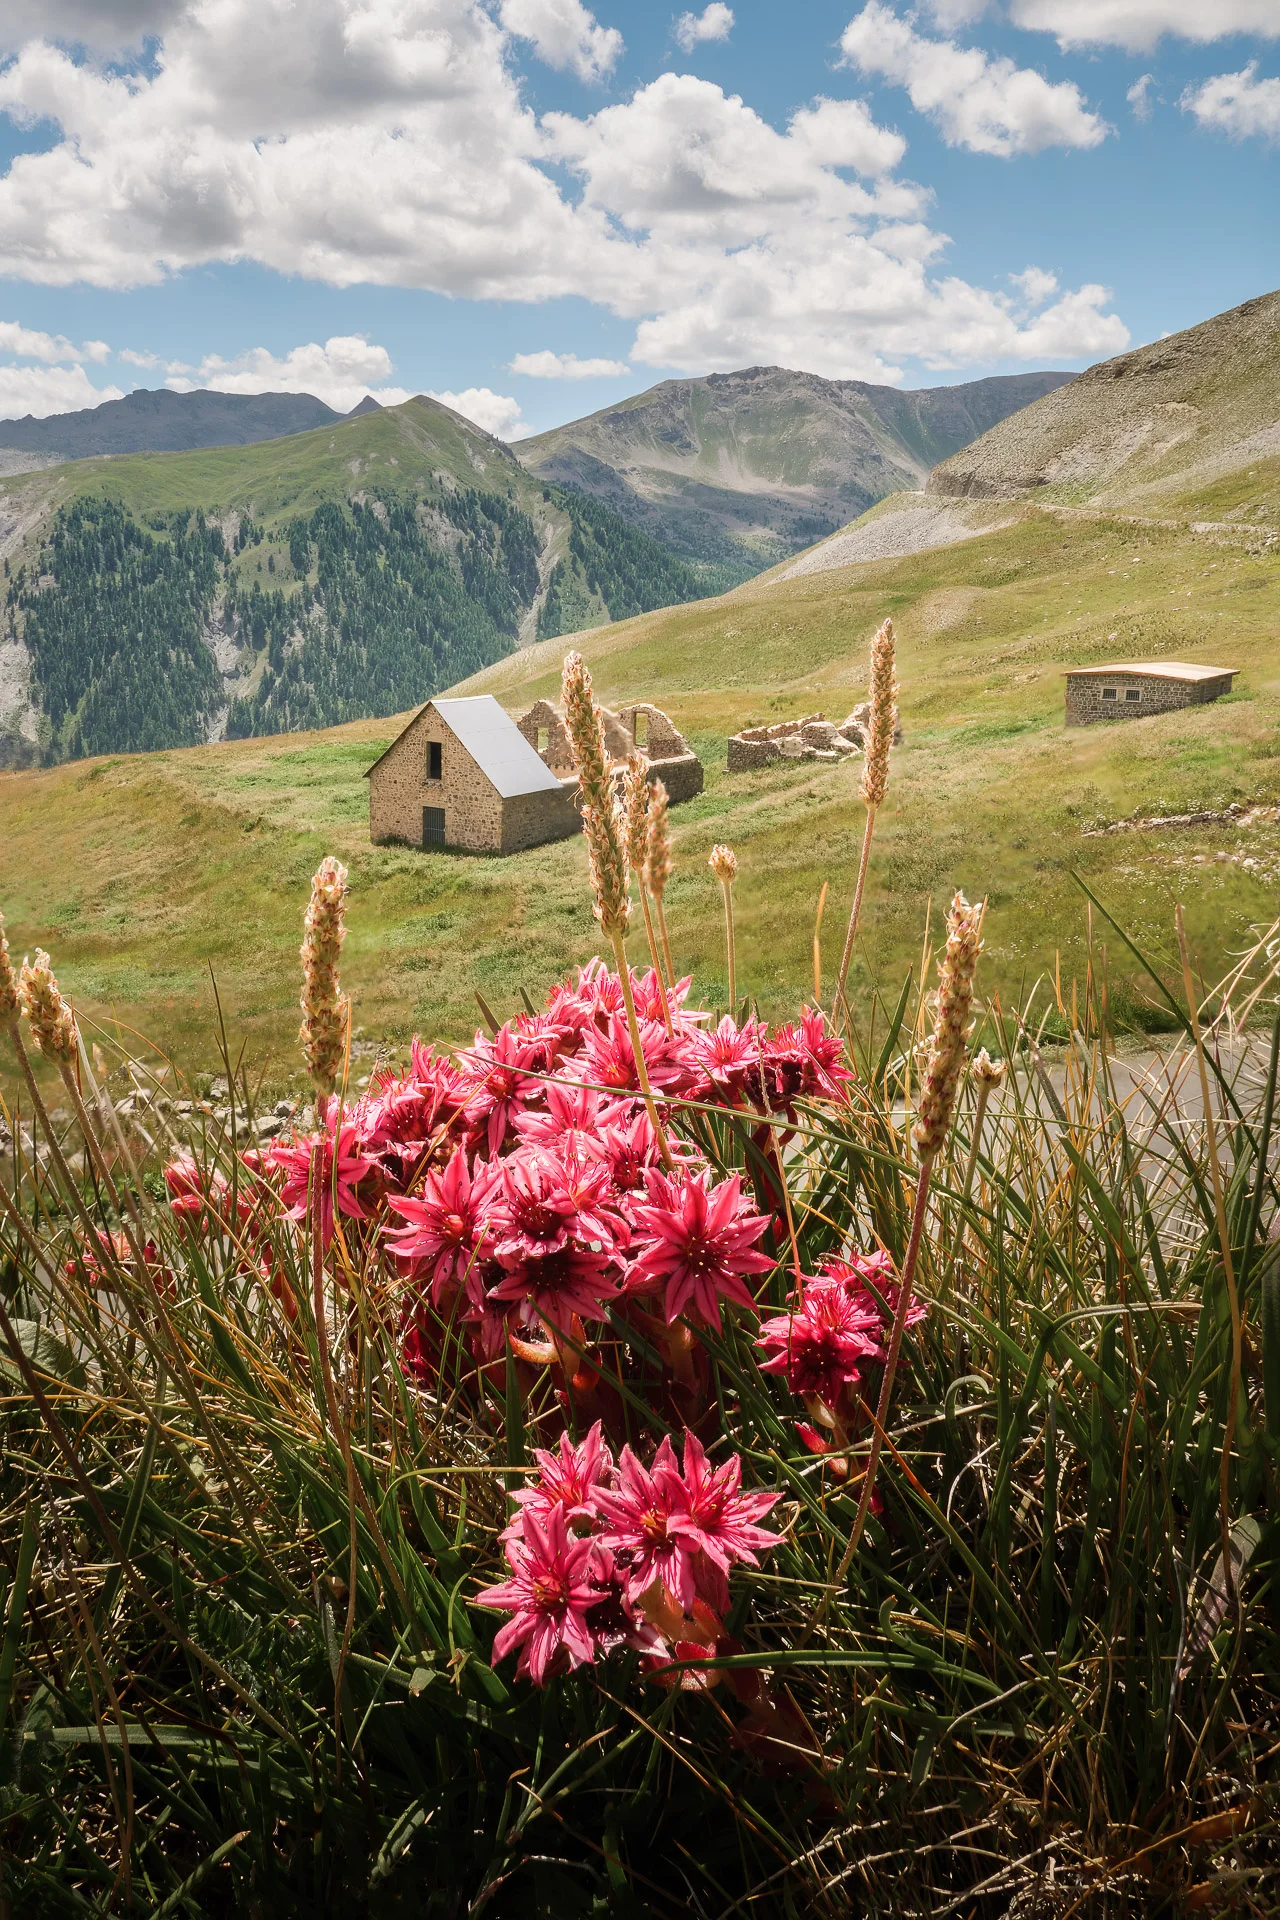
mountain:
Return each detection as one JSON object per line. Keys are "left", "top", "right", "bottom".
{"left": 0, "top": 386, "right": 359, "bottom": 461}
{"left": 0, "top": 396, "right": 707, "bottom": 765}
{"left": 929, "top": 289, "right": 1280, "bottom": 511}
{"left": 513, "top": 366, "right": 1074, "bottom": 583}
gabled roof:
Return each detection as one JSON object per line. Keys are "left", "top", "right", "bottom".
{"left": 1064, "top": 660, "right": 1237, "bottom": 683}
{"left": 364, "top": 694, "right": 566, "bottom": 798}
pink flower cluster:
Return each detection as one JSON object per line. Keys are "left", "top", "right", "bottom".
{"left": 476, "top": 1423, "right": 780, "bottom": 1686}
{"left": 237, "top": 964, "right": 850, "bottom": 1372}
{"left": 756, "top": 1251, "right": 927, "bottom": 1468}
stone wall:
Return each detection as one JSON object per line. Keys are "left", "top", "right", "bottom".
{"left": 727, "top": 710, "right": 866, "bottom": 772}
{"left": 500, "top": 785, "right": 581, "bottom": 854}
{"left": 1064, "top": 671, "right": 1235, "bottom": 727}
{"left": 517, "top": 695, "right": 704, "bottom": 805}
{"left": 516, "top": 698, "right": 575, "bottom": 774}
{"left": 368, "top": 704, "right": 505, "bottom": 853}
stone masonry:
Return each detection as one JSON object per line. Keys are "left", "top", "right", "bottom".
{"left": 727, "top": 704, "right": 902, "bottom": 772}
{"left": 517, "top": 696, "right": 705, "bottom": 805}
{"left": 366, "top": 698, "right": 579, "bottom": 855}
{"left": 1064, "top": 662, "right": 1236, "bottom": 727}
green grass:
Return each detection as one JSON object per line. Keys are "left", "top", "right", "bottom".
{"left": 1, "top": 496, "right": 1278, "bottom": 1092}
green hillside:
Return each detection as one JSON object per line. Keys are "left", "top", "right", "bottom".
{"left": 0, "top": 399, "right": 711, "bottom": 764}
{"left": 1, "top": 467, "right": 1276, "bottom": 1089}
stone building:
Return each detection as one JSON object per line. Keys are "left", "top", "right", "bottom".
{"left": 365, "top": 695, "right": 579, "bottom": 854}
{"left": 1063, "top": 661, "right": 1237, "bottom": 727}
{"left": 517, "top": 696, "right": 704, "bottom": 805}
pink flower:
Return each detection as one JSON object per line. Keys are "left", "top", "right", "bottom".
{"left": 663, "top": 1430, "right": 781, "bottom": 1609}
{"left": 493, "top": 1149, "right": 617, "bottom": 1264}
{"left": 756, "top": 1007, "right": 852, "bottom": 1115}
{"left": 164, "top": 1154, "right": 231, "bottom": 1226}
{"left": 474, "top": 1505, "right": 601, "bottom": 1685}
{"left": 594, "top": 1432, "right": 779, "bottom": 1614}
{"left": 503, "top": 1421, "right": 614, "bottom": 1541}
{"left": 384, "top": 1146, "right": 501, "bottom": 1304}
{"left": 757, "top": 1279, "right": 881, "bottom": 1407}
{"left": 268, "top": 1100, "right": 377, "bottom": 1249}
{"left": 459, "top": 1025, "right": 544, "bottom": 1157}
{"left": 585, "top": 1103, "right": 672, "bottom": 1198}
{"left": 822, "top": 1250, "right": 926, "bottom": 1352}
{"left": 592, "top": 1436, "right": 699, "bottom": 1609}
{"left": 689, "top": 1015, "right": 766, "bottom": 1107}
{"left": 572, "top": 1010, "right": 694, "bottom": 1097}
{"left": 488, "top": 1243, "right": 620, "bottom": 1336}
{"left": 628, "top": 1167, "right": 773, "bottom": 1329}
{"left": 514, "top": 1082, "right": 620, "bottom": 1156}
{"left": 362, "top": 1045, "right": 474, "bottom": 1183}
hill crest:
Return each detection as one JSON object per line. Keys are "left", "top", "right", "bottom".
{"left": 928, "top": 289, "right": 1280, "bottom": 510}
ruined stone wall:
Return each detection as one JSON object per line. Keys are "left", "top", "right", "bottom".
{"left": 517, "top": 695, "right": 704, "bottom": 804}
{"left": 1064, "top": 673, "right": 1234, "bottom": 727}
{"left": 367, "top": 705, "right": 503, "bottom": 853}
{"left": 516, "top": 698, "right": 576, "bottom": 774}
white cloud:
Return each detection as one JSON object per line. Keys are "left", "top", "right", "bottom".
{"left": 426, "top": 386, "right": 527, "bottom": 437}
{"left": 1009, "top": 265, "right": 1058, "bottom": 304}
{"left": 0, "top": 363, "right": 123, "bottom": 419}
{"left": 1008, "top": 2, "right": 1280, "bottom": 51}
{"left": 498, "top": 0, "right": 622, "bottom": 82}
{"left": 0, "top": 320, "right": 108, "bottom": 362}
{"left": 674, "top": 5, "right": 734, "bottom": 53}
{"left": 840, "top": 4, "right": 1110, "bottom": 156}
{"left": 1182, "top": 65, "right": 1280, "bottom": 142}
{"left": 509, "top": 349, "right": 630, "bottom": 376}
{"left": 0, "top": 0, "right": 1128, "bottom": 385}
{"left": 1126, "top": 73, "right": 1155, "bottom": 120}
{"left": 0, "top": 1, "right": 187, "bottom": 55}
{"left": 167, "top": 336, "right": 412, "bottom": 412}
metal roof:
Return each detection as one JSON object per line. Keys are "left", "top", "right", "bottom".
{"left": 1064, "top": 661, "right": 1237, "bottom": 683}
{"left": 431, "top": 695, "right": 567, "bottom": 798}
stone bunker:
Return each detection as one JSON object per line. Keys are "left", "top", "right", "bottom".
{"left": 1064, "top": 660, "right": 1237, "bottom": 727}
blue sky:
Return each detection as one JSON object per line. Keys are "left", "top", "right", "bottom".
{"left": 0, "top": 0, "right": 1275, "bottom": 439}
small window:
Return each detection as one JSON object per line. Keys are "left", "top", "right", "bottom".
{"left": 1125, "top": 687, "right": 1141, "bottom": 702}
{"left": 427, "top": 740, "right": 443, "bottom": 781}
{"left": 1101, "top": 687, "right": 1118, "bottom": 701}
{"left": 537, "top": 726, "right": 550, "bottom": 754}
{"left": 634, "top": 711, "right": 649, "bottom": 747}
{"left": 423, "top": 807, "right": 446, "bottom": 846}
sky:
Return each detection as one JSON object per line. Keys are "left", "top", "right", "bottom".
{"left": 0, "top": 0, "right": 1275, "bottom": 441}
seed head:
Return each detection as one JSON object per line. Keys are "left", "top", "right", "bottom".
{"left": 622, "top": 752, "right": 651, "bottom": 876}
{"left": 645, "top": 780, "right": 672, "bottom": 902}
{"left": 300, "top": 855, "right": 350, "bottom": 1095}
{"left": 18, "top": 949, "right": 78, "bottom": 1068}
{"left": 913, "top": 891, "right": 984, "bottom": 1163}
{"left": 860, "top": 617, "right": 899, "bottom": 810}
{"left": 709, "top": 843, "right": 738, "bottom": 888}
{"left": 0, "top": 913, "right": 17, "bottom": 1022}
{"left": 561, "top": 652, "right": 630, "bottom": 939}
{"left": 973, "top": 1047, "right": 1006, "bottom": 1090}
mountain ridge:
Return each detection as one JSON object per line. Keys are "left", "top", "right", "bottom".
{"left": 514, "top": 365, "right": 1075, "bottom": 579}
{"left": 0, "top": 386, "right": 366, "bottom": 461}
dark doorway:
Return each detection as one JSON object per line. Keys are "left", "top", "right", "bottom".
{"left": 423, "top": 807, "right": 446, "bottom": 846}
